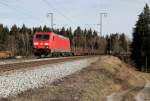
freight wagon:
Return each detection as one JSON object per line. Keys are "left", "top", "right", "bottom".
{"left": 0, "top": 51, "right": 14, "bottom": 59}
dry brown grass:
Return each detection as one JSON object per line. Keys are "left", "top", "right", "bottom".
{"left": 5, "top": 56, "right": 149, "bottom": 101}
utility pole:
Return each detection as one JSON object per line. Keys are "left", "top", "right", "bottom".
{"left": 47, "top": 13, "right": 54, "bottom": 30}
{"left": 99, "top": 12, "right": 107, "bottom": 36}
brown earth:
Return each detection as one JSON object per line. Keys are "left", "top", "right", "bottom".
{"left": 5, "top": 56, "right": 150, "bottom": 101}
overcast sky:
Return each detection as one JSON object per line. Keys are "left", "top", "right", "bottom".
{"left": 0, "top": 0, "right": 150, "bottom": 38}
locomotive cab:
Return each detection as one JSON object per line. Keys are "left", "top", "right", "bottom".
{"left": 33, "top": 32, "right": 51, "bottom": 56}
{"left": 33, "top": 32, "right": 71, "bottom": 57}
{"left": 33, "top": 34, "right": 50, "bottom": 48}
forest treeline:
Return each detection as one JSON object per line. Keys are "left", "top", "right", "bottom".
{"left": 0, "top": 24, "right": 129, "bottom": 56}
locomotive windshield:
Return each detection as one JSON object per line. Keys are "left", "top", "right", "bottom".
{"left": 34, "top": 34, "right": 49, "bottom": 40}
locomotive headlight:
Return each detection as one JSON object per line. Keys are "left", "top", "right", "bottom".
{"left": 34, "top": 42, "right": 39, "bottom": 45}
{"left": 44, "top": 43, "right": 49, "bottom": 45}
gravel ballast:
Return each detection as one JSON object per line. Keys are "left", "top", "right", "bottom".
{"left": 0, "top": 57, "right": 74, "bottom": 65}
{"left": 0, "top": 57, "right": 99, "bottom": 98}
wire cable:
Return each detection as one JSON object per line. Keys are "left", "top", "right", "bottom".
{"left": 42, "top": 0, "right": 76, "bottom": 24}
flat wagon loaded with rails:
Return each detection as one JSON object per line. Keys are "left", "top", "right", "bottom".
{"left": 0, "top": 51, "right": 14, "bottom": 59}
{"left": 33, "top": 32, "right": 101, "bottom": 57}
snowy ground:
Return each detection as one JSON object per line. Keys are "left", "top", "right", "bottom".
{"left": 0, "top": 57, "right": 99, "bottom": 98}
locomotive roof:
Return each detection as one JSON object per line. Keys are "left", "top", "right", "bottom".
{"left": 35, "top": 32, "right": 69, "bottom": 40}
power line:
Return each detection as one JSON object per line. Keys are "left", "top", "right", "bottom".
{"left": 1, "top": 0, "right": 41, "bottom": 18}
{"left": 42, "top": 0, "right": 76, "bottom": 24}
{"left": 0, "top": 1, "right": 33, "bottom": 18}
{"left": 13, "top": 0, "right": 43, "bottom": 17}
{"left": 43, "top": 0, "right": 99, "bottom": 32}
{"left": 52, "top": 0, "right": 73, "bottom": 17}
{"left": 0, "top": 0, "right": 99, "bottom": 32}
{"left": 0, "top": 0, "right": 47, "bottom": 21}
{"left": 84, "top": 24, "right": 97, "bottom": 31}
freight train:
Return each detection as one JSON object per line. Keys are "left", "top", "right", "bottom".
{"left": 33, "top": 32, "right": 100, "bottom": 57}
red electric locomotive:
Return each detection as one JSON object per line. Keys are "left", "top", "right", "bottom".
{"left": 33, "top": 32, "right": 71, "bottom": 56}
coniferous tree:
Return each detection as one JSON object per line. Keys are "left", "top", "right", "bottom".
{"left": 43, "top": 25, "right": 52, "bottom": 32}
{"left": 0, "top": 24, "right": 4, "bottom": 43}
{"left": 86, "top": 28, "right": 93, "bottom": 49}
{"left": 60, "top": 27, "right": 66, "bottom": 36}
{"left": 105, "top": 33, "right": 129, "bottom": 54}
{"left": 73, "top": 26, "right": 82, "bottom": 48}
{"left": 10, "top": 24, "right": 19, "bottom": 35}
{"left": 119, "top": 33, "right": 128, "bottom": 53}
{"left": 131, "top": 4, "right": 150, "bottom": 71}
{"left": 66, "top": 27, "right": 73, "bottom": 40}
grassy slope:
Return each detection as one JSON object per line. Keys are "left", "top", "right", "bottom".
{"left": 7, "top": 56, "right": 150, "bottom": 101}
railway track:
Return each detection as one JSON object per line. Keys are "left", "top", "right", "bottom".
{"left": 0, "top": 56, "right": 97, "bottom": 73}
{"left": 0, "top": 56, "right": 79, "bottom": 65}
{"left": 0, "top": 56, "right": 99, "bottom": 98}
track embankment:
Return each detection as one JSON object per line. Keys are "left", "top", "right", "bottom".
{"left": 2, "top": 56, "right": 150, "bottom": 101}
{"left": 0, "top": 56, "right": 99, "bottom": 99}
{"left": 0, "top": 56, "right": 94, "bottom": 73}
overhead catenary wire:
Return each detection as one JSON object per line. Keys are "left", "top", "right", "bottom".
{"left": 0, "top": 0, "right": 57, "bottom": 28}
{"left": 0, "top": 0, "right": 99, "bottom": 32}
{"left": 42, "top": 0, "right": 97, "bottom": 30}
{"left": 53, "top": 0, "right": 100, "bottom": 28}
{"left": 2, "top": 0, "right": 47, "bottom": 20}
{"left": 0, "top": 1, "right": 35, "bottom": 19}
{"left": 0, "top": 0, "right": 55, "bottom": 26}
{"left": 42, "top": 0, "right": 76, "bottom": 24}
{"left": 12, "top": 0, "right": 44, "bottom": 17}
